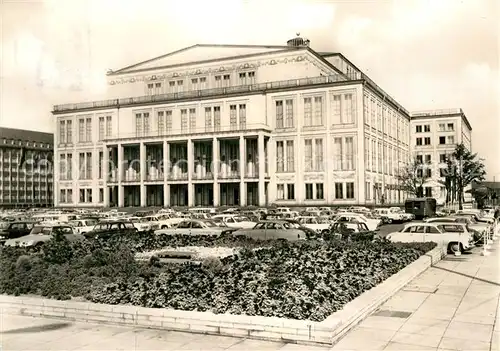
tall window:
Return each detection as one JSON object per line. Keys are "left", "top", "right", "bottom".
{"left": 181, "top": 109, "right": 188, "bottom": 132}
{"left": 286, "top": 140, "right": 294, "bottom": 172}
{"left": 363, "top": 94, "right": 369, "bottom": 125}
{"left": 276, "top": 101, "right": 284, "bottom": 128}
{"left": 370, "top": 98, "right": 376, "bottom": 127}
{"left": 155, "top": 82, "right": 162, "bottom": 95}
{"left": 365, "top": 182, "right": 371, "bottom": 200}
{"left": 346, "top": 182, "right": 355, "bottom": 199}
{"left": 304, "top": 97, "right": 312, "bottom": 126}
{"left": 85, "top": 118, "right": 92, "bottom": 142}
{"left": 199, "top": 77, "right": 207, "bottom": 89}
{"left": 316, "top": 183, "right": 324, "bottom": 199}
{"left": 98, "top": 151, "right": 103, "bottom": 179}
{"left": 166, "top": 110, "right": 172, "bottom": 132}
{"left": 343, "top": 93, "right": 354, "bottom": 124}
{"left": 314, "top": 139, "right": 323, "bottom": 171}
{"left": 157, "top": 111, "right": 165, "bottom": 134}
{"left": 345, "top": 137, "right": 354, "bottom": 170}
{"left": 59, "top": 154, "right": 66, "bottom": 180}
{"left": 106, "top": 116, "right": 112, "bottom": 137}
{"left": 67, "top": 154, "right": 72, "bottom": 180}
{"left": 333, "top": 137, "right": 342, "bottom": 170}
{"left": 364, "top": 137, "right": 370, "bottom": 171}
{"left": 143, "top": 112, "right": 150, "bottom": 134}
{"left": 313, "top": 96, "right": 323, "bottom": 126}
{"left": 378, "top": 142, "right": 383, "bottom": 173}
{"left": 304, "top": 139, "right": 313, "bottom": 171}
{"left": 305, "top": 183, "right": 314, "bottom": 200}
{"left": 86, "top": 152, "right": 92, "bottom": 179}
{"left": 78, "top": 118, "right": 85, "bottom": 142}
{"left": 59, "top": 120, "right": 66, "bottom": 144}
{"left": 189, "top": 108, "right": 196, "bottom": 131}
{"left": 277, "top": 184, "right": 285, "bottom": 200}
{"left": 135, "top": 113, "right": 143, "bottom": 136}
{"left": 66, "top": 120, "right": 72, "bottom": 143}
{"left": 371, "top": 140, "right": 376, "bottom": 172}
{"left": 285, "top": 100, "right": 294, "bottom": 127}
{"left": 335, "top": 183, "right": 343, "bottom": 199}
{"left": 98, "top": 117, "right": 105, "bottom": 141}
{"left": 230, "top": 105, "right": 237, "bottom": 130}
{"left": 239, "top": 104, "right": 246, "bottom": 129}
{"left": 304, "top": 96, "right": 323, "bottom": 126}
{"left": 214, "top": 106, "right": 221, "bottom": 132}
{"left": 205, "top": 107, "right": 212, "bottom": 132}
{"left": 332, "top": 94, "right": 341, "bottom": 125}
{"left": 276, "top": 141, "right": 284, "bottom": 172}
{"left": 287, "top": 184, "right": 295, "bottom": 200}
{"left": 79, "top": 153, "right": 85, "bottom": 179}
{"left": 377, "top": 102, "right": 382, "bottom": 131}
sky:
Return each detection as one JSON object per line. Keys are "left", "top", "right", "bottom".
{"left": 1, "top": 0, "right": 499, "bottom": 179}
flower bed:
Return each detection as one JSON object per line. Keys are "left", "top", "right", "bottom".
{"left": 0, "top": 236, "right": 436, "bottom": 322}
{"left": 136, "top": 246, "right": 239, "bottom": 261}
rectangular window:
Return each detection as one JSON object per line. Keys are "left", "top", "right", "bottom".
{"left": 378, "top": 142, "right": 382, "bottom": 172}
{"left": 155, "top": 82, "right": 162, "bottom": 95}
{"left": 287, "top": 184, "right": 295, "bottom": 200}
{"left": 370, "top": 98, "right": 376, "bottom": 127}
{"left": 304, "top": 97, "right": 312, "bottom": 126}
{"left": 239, "top": 72, "right": 246, "bottom": 85}
{"left": 425, "top": 154, "right": 432, "bottom": 163}
{"left": 66, "top": 120, "right": 72, "bottom": 143}
{"left": 365, "top": 182, "right": 371, "bottom": 200}
{"left": 439, "top": 136, "right": 446, "bottom": 144}
{"left": 177, "top": 80, "right": 184, "bottom": 92}
{"left": 346, "top": 182, "right": 354, "bottom": 199}
{"left": 181, "top": 109, "right": 188, "bottom": 132}
{"left": 59, "top": 154, "right": 66, "bottom": 180}
{"left": 424, "top": 125, "right": 431, "bottom": 132}
{"left": 305, "top": 183, "right": 314, "bottom": 200}
{"left": 343, "top": 93, "right": 354, "bottom": 124}
{"left": 79, "top": 189, "right": 85, "bottom": 203}
{"left": 424, "top": 137, "right": 431, "bottom": 145}
{"left": 85, "top": 118, "right": 92, "bottom": 142}
{"left": 99, "top": 188, "right": 104, "bottom": 203}
{"left": 277, "top": 184, "right": 285, "bottom": 200}
{"left": 98, "top": 151, "right": 103, "bottom": 179}
{"left": 314, "top": 139, "right": 323, "bottom": 171}
{"left": 67, "top": 154, "right": 72, "bottom": 180}
{"left": 214, "top": 106, "right": 221, "bottom": 132}
{"left": 204, "top": 107, "right": 212, "bottom": 132}
{"left": 363, "top": 94, "right": 369, "bottom": 125}
{"left": 416, "top": 137, "right": 422, "bottom": 146}
{"left": 345, "top": 136, "right": 354, "bottom": 170}
{"left": 60, "top": 189, "right": 66, "bottom": 203}
{"left": 223, "top": 74, "right": 230, "bottom": 87}
{"left": 106, "top": 116, "right": 112, "bottom": 137}
{"left": 335, "top": 183, "right": 343, "bottom": 199}
{"left": 313, "top": 96, "right": 323, "bottom": 126}
{"left": 78, "top": 118, "right": 85, "bottom": 142}
{"left": 248, "top": 71, "right": 256, "bottom": 84}
{"left": 316, "top": 183, "right": 324, "bottom": 200}
{"left": 364, "top": 137, "right": 370, "bottom": 171}
{"left": 276, "top": 141, "right": 284, "bottom": 172}
{"left": 98, "top": 117, "right": 104, "bottom": 141}
{"left": 189, "top": 108, "right": 196, "bottom": 131}
{"left": 79, "top": 153, "right": 85, "bottom": 179}
{"left": 157, "top": 111, "right": 165, "bottom": 134}
{"left": 191, "top": 78, "right": 199, "bottom": 90}
{"left": 416, "top": 125, "right": 422, "bottom": 133}
{"left": 447, "top": 136, "right": 455, "bottom": 144}
{"left": 59, "top": 120, "right": 66, "bottom": 144}
{"left": 165, "top": 110, "right": 172, "bottom": 132}
{"left": 86, "top": 152, "right": 92, "bottom": 179}
{"left": 143, "top": 112, "right": 150, "bottom": 135}
{"left": 333, "top": 137, "right": 342, "bottom": 170}
{"left": 135, "top": 113, "right": 143, "bottom": 136}
{"left": 239, "top": 104, "right": 246, "bottom": 129}
{"left": 285, "top": 99, "right": 294, "bottom": 128}
{"left": 304, "top": 139, "right": 313, "bottom": 172}
{"left": 439, "top": 123, "right": 445, "bottom": 131}
{"left": 286, "top": 140, "right": 294, "bottom": 172}
{"left": 86, "top": 188, "right": 92, "bottom": 203}
{"left": 372, "top": 140, "right": 376, "bottom": 172}
{"left": 214, "top": 75, "right": 222, "bottom": 88}
{"left": 439, "top": 153, "right": 447, "bottom": 163}
{"left": 425, "top": 187, "right": 432, "bottom": 197}
{"left": 275, "top": 101, "right": 284, "bottom": 129}
{"left": 230, "top": 105, "right": 237, "bottom": 130}
{"left": 332, "top": 95, "right": 341, "bottom": 125}
{"left": 199, "top": 77, "right": 207, "bottom": 89}
{"left": 447, "top": 123, "right": 454, "bottom": 131}
{"left": 147, "top": 83, "right": 154, "bottom": 95}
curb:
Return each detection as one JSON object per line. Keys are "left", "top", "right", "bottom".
{"left": 0, "top": 246, "right": 444, "bottom": 345}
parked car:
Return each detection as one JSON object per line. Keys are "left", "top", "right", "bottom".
{"left": 154, "top": 219, "right": 236, "bottom": 236}
{"left": 373, "top": 208, "right": 405, "bottom": 224}
{"left": 386, "top": 222, "right": 474, "bottom": 253}
{"left": 68, "top": 219, "right": 99, "bottom": 235}
{"left": 0, "top": 221, "right": 37, "bottom": 244}
{"left": 4, "top": 225, "right": 83, "bottom": 247}
{"left": 295, "top": 216, "right": 331, "bottom": 234}
{"left": 134, "top": 216, "right": 161, "bottom": 232}
{"left": 211, "top": 214, "right": 257, "bottom": 229}
{"left": 84, "top": 221, "right": 138, "bottom": 240}
{"left": 334, "top": 213, "right": 381, "bottom": 231}
{"left": 232, "top": 220, "right": 306, "bottom": 241}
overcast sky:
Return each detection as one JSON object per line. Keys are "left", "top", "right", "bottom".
{"left": 1, "top": 0, "right": 499, "bottom": 178}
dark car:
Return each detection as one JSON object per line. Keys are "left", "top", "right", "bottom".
{"left": 0, "top": 221, "right": 37, "bottom": 244}
{"left": 84, "top": 221, "right": 138, "bottom": 240}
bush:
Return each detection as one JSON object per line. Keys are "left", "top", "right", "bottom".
{"left": 0, "top": 235, "right": 436, "bottom": 322}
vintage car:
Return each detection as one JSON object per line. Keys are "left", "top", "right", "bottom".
{"left": 154, "top": 219, "right": 236, "bottom": 236}
{"left": 330, "top": 221, "right": 370, "bottom": 234}
{"left": 295, "top": 216, "right": 331, "bottom": 234}
{"left": 4, "top": 225, "right": 83, "bottom": 247}
{"left": 334, "top": 213, "right": 381, "bottom": 231}
{"left": 133, "top": 216, "right": 161, "bottom": 232}
{"left": 211, "top": 214, "right": 258, "bottom": 229}
{"left": 84, "top": 221, "right": 138, "bottom": 240}
{"left": 231, "top": 220, "right": 307, "bottom": 241}
{"left": 386, "top": 222, "right": 474, "bottom": 253}
{"left": 425, "top": 216, "right": 488, "bottom": 244}
{"left": 68, "top": 219, "right": 99, "bottom": 235}
{"left": 0, "top": 221, "right": 37, "bottom": 244}
{"left": 373, "top": 208, "right": 405, "bottom": 224}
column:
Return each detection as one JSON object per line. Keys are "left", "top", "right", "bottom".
{"left": 213, "top": 137, "right": 219, "bottom": 207}
{"left": 239, "top": 135, "right": 246, "bottom": 206}
{"left": 187, "top": 140, "right": 194, "bottom": 207}
{"left": 139, "top": 143, "right": 146, "bottom": 206}
{"left": 117, "top": 144, "right": 124, "bottom": 207}
{"left": 103, "top": 147, "right": 109, "bottom": 207}
{"left": 163, "top": 141, "right": 169, "bottom": 207}
{"left": 258, "top": 133, "right": 266, "bottom": 206}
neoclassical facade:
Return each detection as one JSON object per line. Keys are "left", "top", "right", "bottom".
{"left": 53, "top": 36, "right": 414, "bottom": 207}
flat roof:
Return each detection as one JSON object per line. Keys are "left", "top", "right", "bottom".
{"left": 410, "top": 109, "right": 472, "bottom": 131}
{"left": 0, "top": 127, "right": 53, "bottom": 144}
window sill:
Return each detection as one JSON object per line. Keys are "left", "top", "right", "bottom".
{"left": 275, "top": 127, "right": 297, "bottom": 133}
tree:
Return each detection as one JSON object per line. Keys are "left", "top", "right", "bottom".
{"left": 395, "top": 157, "right": 432, "bottom": 197}
{"left": 439, "top": 143, "right": 486, "bottom": 210}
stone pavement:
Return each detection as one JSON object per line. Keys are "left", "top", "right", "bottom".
{"left": 1, "top": 238, "right": 498, "bottom": 351}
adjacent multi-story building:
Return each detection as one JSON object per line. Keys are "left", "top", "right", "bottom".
{"left": 410, "top": 109, "right": 473, "bottom": 205}
{"left": 0, "top": 127, "right": 54, "bottom": 208}
{"left": 52, "top": 35, "right": 415, "bottom": 208}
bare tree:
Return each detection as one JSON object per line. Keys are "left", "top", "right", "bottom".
{"left": 395, "top": 157, "right": 432, "bottom": 197}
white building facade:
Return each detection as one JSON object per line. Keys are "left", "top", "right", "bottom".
{"left": 410, "top": 109, "right": 473, "bottom": 205}
{"left": 53, "top": 37, "right": 412, "bottom": 208}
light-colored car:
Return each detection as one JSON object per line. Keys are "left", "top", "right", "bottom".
{"left": 134, "top": 216, "right": 161, "bottom": 231}
{"left": 154, "top": 219, "right": 235, "bottom": 236}
{"left": 295, "top": 216, "right": 331, "bottom": 234}
{"left": 68, "top": 219, "right": 99, "bottom": 235}
{"left": 331, "top": 221, "right": 370, "bottom": 233}
{"left": 232, "top": 220, "right": 307, "bottom": 241}
{"left": 211, "top": 214, "right": 257, "bottom": 229}
{"left": 373, "top": 208, "right": 405, "bottom": 223}
{"left": 334, "top": 213, "right": 381, "bottom": 231}
{"left": 386, "top": 222, "right": 474, "bottom": 253}
{"left": 4, "top": 225, "right": 83, "bottom": 247}
{"left": 389, "top": 207, "right": 415, "bottom": 221}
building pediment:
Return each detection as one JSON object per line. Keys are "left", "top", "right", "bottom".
{"left": 110, "top": 44, "right": 295, "bottom": 75}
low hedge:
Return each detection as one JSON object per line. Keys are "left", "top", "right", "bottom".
{"left": 0, "top": 237, "right": 436, "bottom": 322}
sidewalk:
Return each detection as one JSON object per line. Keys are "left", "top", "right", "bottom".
{"left": 332, "top": 236, "right": 500, "bottom": 351}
